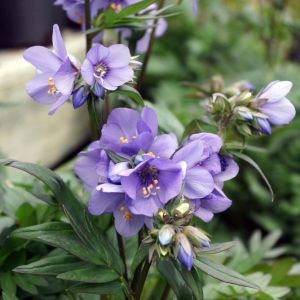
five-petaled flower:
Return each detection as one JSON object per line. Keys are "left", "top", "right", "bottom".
{"left": 24, "top": 24, "right": 79, "bottom": 115}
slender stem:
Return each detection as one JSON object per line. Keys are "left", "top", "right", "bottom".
{"left": 131, "top": 258, "right": 144, "bottom": 293}
{"left": 134, "top": 257, "right": 152, "bottom": 299}
{"left": 103, "top": 92, "right": 111, "bottom": 123}
{"left": 84, "top": 0, "right": 92, "bottom": 52}
{"left": 117, "top": 232, "right": 128, "bottom": 281}
{"left": 136, "top": 0, "right": 165, "bottom": 91}
{"left": 160, "top": 283, "right": 171, "bottom": 300}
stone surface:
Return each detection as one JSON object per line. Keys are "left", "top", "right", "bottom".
{"left": 0, "top": 30, "right": 91, "bottom": 167}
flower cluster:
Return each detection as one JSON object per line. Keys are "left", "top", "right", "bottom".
{"left": 74, "top": 106, "right": 238, "bottom": 247}
{"left": 191, "top": 76, "right": 296, "bottom": 137}
{"left": 144, "top": 202, "right": 211, "bottom": 270}
{"left": 24, "top": 25, "right": 136, "bottom": 114}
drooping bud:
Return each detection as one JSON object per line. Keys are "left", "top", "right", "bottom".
{"left": 176, "top": 233, "right": 193, "bottom": 271}
{"left": 158, "top": 225, "right": 175, "bottom": 246}
{"left": 184, "top": 226, "right": 210, "bottom": 248}
{"left": 256, "top": 117, "right": 272, "bottom": 135}
{"left": 130, "top": 56, "right": 142, "bottom": 70}
{"left": 72, "top": 86, "right": 89, "bottom": 109}
{"left": 93, "top": 82, "right": 104, "bottom": 97}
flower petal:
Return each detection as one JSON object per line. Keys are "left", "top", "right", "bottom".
{"left": 23, "top": 46, "right": 61, "bottom": 72}
{"left": 81, "top": 58, "right": 95, "bottom": 85}
{"left": 141, "top": 106, "right": 158, "bottom": 136}
{"left": 48, "top": 94, "right": 70, "bottom": 115}
{"left": 214, "top": 156, "right": 239, "bottom": 183}
{"left": 184, "top": 167, "right": 214, "bottom": 199}
{"left": 105, "top": 44, "right": 131, "bottom": 68}
{"left": 259, "top": 81, "right": 292, "bottom": 103}
{"left": 149, "top": 134, "right": 178, "bottom": 158}
{"left": 52, "top": 24, "right": 68, "bottom": 61}
{"left": 88, "top": 189, "right": 124, "bottom": 215}
{"left": 260, "top": 97, "right": 296, "bottom": 125}
{"left": 104, "top": 66, "right": 134, "bottom": 88}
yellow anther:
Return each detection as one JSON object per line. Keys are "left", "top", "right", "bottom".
{"left": 156, "top": 186, "right": 160, "bottom": 190}
{"left": 154, "top": 179, "right": 158, "bottom": 184}
{"left": 119, "top": 206, "right": 126, "bottom": 212}
{"left": 124, "top": 211, "right": 132, "bottom": 220}
{"left": 146, "top": 151, "right": 156, "bottom": 157}
{"left": 119, "top": 137, "right": 129, "bottom": 144}
{"left": 143, "top": 187, "right": 148, "bottom": 196}
{"left": 148, "top": 184, "right": 154, "bottom": 189}
{"left": 110, "top": 2, "right": 122, "bottom": 12}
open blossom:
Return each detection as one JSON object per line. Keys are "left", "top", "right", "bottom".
{"left": 99, "top": 106, "right": 178, "bottom": 157}
{"left": 24, "top": 24, "right": 78, "bottom": 115}
{"left": 252, "top": 81, "right": 296, "bottom": 134}
{"left": 74, "top": 141, "right": 151, "bottom": 237}
{"left": 81, "top": 44, "right": 134, "bottom": 91}
{"left": 120, "top": 155, "right": 184, "bottom": 217}
{"left": 173, "top": 133, "right": 238, "bottom": 222}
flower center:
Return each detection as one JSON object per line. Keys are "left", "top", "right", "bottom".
{"left": 94, "top": 63, "right": 108, "bottom": 79}
{"left": 138, "top": 164, "right": 160, "bottom": 198}
{"left": 47, "top": 77, "right": 58, "bottom": 96}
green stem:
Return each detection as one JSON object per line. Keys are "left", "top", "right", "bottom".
{"left": 133, "top": 257, "right": 152, "bottom": 299}
{"left": 160, "top": 283, "right": 171, "bottom": 300}
{"left": 135, "top": 0, "right": 165, "bottom": 91}
{"left": 117, "top": 232, "right": 128, "bottom": 281}
{"left": 84, "top": 0, "right": 92, "bottom": 52}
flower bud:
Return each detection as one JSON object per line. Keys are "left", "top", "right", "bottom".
{"left": 158, "top": 208, "right": 170, "bottom": 223}
{"left": 184, "top": 226, "right": 210, "bottom": 248}
{"left": 256, "top": 117, "right": 272, "bottom": 135}
{"left": 158, "top": 225, "right": 175, "bottom": 246}
{"left": 73, "top": 86, "right": 89, "bottom": 109}
{"left": 176, "top": 233, "right": 193, "bottom": 271}
{"left": 172, "top": 202, "right": 191, "bottom": 219}
{"left": 93, "top": 82, "right": 104, "bottom": 97}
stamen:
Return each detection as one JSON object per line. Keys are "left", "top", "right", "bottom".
{"left": 94, "top": 63, "right": 108, "bottom": 79}
{"left": 110, "top": 2, "right": 122, "bottom": 12}
{"left": 47, "top": 77, "right": 58, "bottom": 95}
{"left": 119, "top": 137, "right": 129, "bottom": 144}
{"left": 119, "top": 206, "right": 126, "bottom": 212}
{"left": 124, "top": 211, "right": 132, "bottom": 220}
{"left": 146, "top": 151, "right": 156, "bottom": 157}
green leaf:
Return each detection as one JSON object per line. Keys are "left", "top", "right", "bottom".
{"left": 118, "top": 0, "right": 157, "bottom": 18}
{"left": 112, "top": 85, "right": 144, "bottom": 107}
{"left": 196, "top": 242, "right": 234, "bottom": 255}
{"left": 57, "top": 265, "right": 119, "bottom": 284}
{"left": 0, "top": 272, "right": 16, "bottom": 296}
{"left": 15, "top": 203, "right": 36, "bottom": 227}
{"left": 232, "top": 152, "right": 274, "bottom": 202}
{"left": 0, "top": 159, "right": 124, "bottom": 275}
{"left": 14, "top": 254, "right": 85, "bottom": 276}
{"left": 157, "top": 259, "right": 193, "bottom": 299}
{"left": 130, "top": 243, "right": 150, "bottom": 276}
{"left": 270, "top": 258, "right": 295, "bottom": 285}
{"left": 14, "top": 273, "right": 38, "bottom": 295}
{"left": 68, "top": 281, "right": 122, "bottom": 295}
{"left": 13, "top": 222, "right": 103, "bottom": 265}
{"left": 173, "top": 261, "right": 203, "bottom": 300}
{"left": 194, "top": 257, "right": 260, "bottom": 289}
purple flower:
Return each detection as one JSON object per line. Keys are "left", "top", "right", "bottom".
{"left": 173, "top": 133, "right": 238, "bottom": 222}
{"left": 24, "top": 24, "right": 78, "bottom": 115}
{"left": 177, "top": 233, "right": 193, "bottom": 271}
{"left": 74, "top": 141, "right": 152, "bottom": 237}
{"left": 99, "top": 106, "right": 178, "bottom": 157}
{"left": 119, "top": 155, "right": 184, "bottom": 217}
{"left": 81, "top": 44, "right": 134, "bottom": 91}
{"left": 253, "top": 81, "right": 296, "bottom": 133}
{"left": 55, "top": 0, "right": 104, "bottom": 26}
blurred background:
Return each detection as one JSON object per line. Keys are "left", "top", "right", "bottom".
{"left": 1, "top": 0, "right": 300, "bottom": 298}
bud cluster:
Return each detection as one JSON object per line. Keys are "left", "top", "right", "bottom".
{"left": 144, "top": 202, "right": 210, "bottom": 271}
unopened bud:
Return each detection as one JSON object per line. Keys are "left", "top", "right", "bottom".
{"left": 176, "top": 233, "right": 193, "bottom": 271}
{"left": 184, "top": 226, "right": 210, "bottom": 248}
{"left": 73, "top": 86, "right": 89, "bottom": 109}
{"left": 158, "top": 225, "right": 175, "bottom": 246}
{"left": 158, "top": 208, "right": 170, "bottom": 223}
